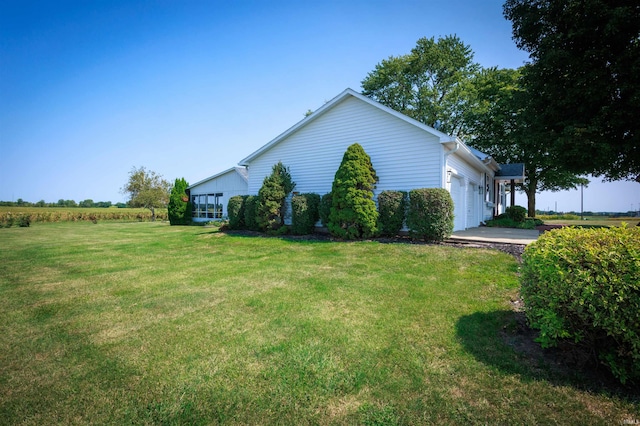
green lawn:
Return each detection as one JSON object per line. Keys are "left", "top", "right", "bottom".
{"left": 1, "top": 222, "right": 637, "bottom": 424}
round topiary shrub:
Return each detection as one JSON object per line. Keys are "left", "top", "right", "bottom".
{"left": 521, "top": 225, "right": 640, "bottom": 384}
{"left": 377, "top": 190, "right": 407, "bottom": 237}
{"left": 505, "top": 205, "right": 527, "bottom": 222}
{"left": 406, "top": 188, "right": 454, "bottom": 242}
{"left": 291, "top": 193, "right": 321, "bottom": 235}
{"left": 328, "top": 143, "right": 379, "bottom": 239}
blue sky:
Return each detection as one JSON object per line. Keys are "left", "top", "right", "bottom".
{"left": 1, "top": 0, "right": 638, "bottom": 212}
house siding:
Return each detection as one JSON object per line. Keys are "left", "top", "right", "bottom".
{"left": 189, "top": 169, "right": 248, "bottom": 221}
{"left": 446, "top": 153, "right": 483, "bottom": 229}
{"left": 247, "top": 96, "right": 443, "bottom": 197}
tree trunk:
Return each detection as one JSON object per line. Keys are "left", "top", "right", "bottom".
{"left": 151, "top": 206, "right": 156, "bottom": 222}
{"left": 526, "top": 182, "right": 537, "bottom": 218}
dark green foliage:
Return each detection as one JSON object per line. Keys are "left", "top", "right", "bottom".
{"left": 17, "top": 214, "right": 30, "bottom": 227}
{"left": 257, "top": 162, "right": 295, "bottom": 232}
{"left": 328, "top": 144, "right": 379, "bottom": 239}
{"left": 406, "top": 188, "right": 454, "bottom": 242}
{"left": 291, "top": 193, "right": 321, "bottom": 235}
{"left": 319, "top": 193, "right": 332, "bottom": 227}
{"left": 168, "top": 178, "right": 191, "bottom": 225}
{"left": 505, "top": 205, "right": 527, "bottom": 222}
{"left": 227, "top": 195, "right": 247, "bottom": 230}
{"left": 521, "top": 226, "right": 640, "bottom": 384}
{"left": 485, "top": 217, "right": 535, "bottom": 229}
{"left": 243, "top": 196, "right": 260, "bottom": 231}
{"left": 377, "top": 191, "right": 407, "bottom": 237}
{"left": 504, "top": 0, "right": 640, "bottom": 182}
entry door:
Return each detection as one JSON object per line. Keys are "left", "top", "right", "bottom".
{"left": 450, "top": 176, "right": 465, "bottom": 231}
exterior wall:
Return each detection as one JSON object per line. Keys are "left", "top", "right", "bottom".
{"left": 245, "top": 96, "right": 444, "bottom": 199}
{"left": 446, "top": 152, "right": 484, "bottom": 230}
{"left": 189, "top": 170, "right": 248, "bottom": 221}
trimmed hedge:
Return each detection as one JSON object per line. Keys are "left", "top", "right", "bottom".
{"left": 243, "top": 196, "right": 260, "bottom": 231}
{"left": 377, "top": 190, "right": 407, "bottom": 237}
{"left": 227, "top": 195, "right": 247, "bottom": 230}
{"left": 406, "top": 188, "right": 454, "bottom": 242}
{"left": 521, "top": 225, "right": 640, "bottom": 384}
{"left": 505, "top": 205, "right": 527, "bottom": 222}
{"left": 319, "top": 193, "right": 332, "bottom": 227}
{"left": 291, "top": 193, "right": 321, "bottom": 235}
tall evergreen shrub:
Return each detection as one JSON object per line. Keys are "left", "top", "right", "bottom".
{"left": 377, "top": 190, "right": 407, "bottom": 236}
{"left": 168, "top": 177, "right": 191, "bottom": 225}
{"left": 257, "top": 162, "right": 295, "bottom": 232}
{"left": 227, "top": 195, "right": 247, "bottom": 229}
{"left": 244, "top": 195, "right": 260, "bottom": 231}
{"left": 291, "top": 193, "right": 321, "bottom": 235}
{"left": 319, "top": 193, "right": 332, "bottom": 227}
{"left": 328, "top": 143, "right": 379, "bottom": 239}
{"left": 406, "top": 188, "right": 454, "bottom": 242}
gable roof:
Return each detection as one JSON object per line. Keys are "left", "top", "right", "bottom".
{"left": 238, "top": 88, "right": 460, "bottom": 166}
{"left": 187, "top": 166, "right": 248, "bottom": 190}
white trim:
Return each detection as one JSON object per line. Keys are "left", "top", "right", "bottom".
{"left": 187, "top": 167, "right": 248, "bottom": 190}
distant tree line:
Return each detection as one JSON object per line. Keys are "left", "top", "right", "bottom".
{"left": 0, "top": 199, "right": 128, "bottom": 208}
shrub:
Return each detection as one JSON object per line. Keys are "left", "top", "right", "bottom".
{"left": 319, "top": 193, "right": 332, "bottom": 227}
{"left": 17, "top": 214, "right": 31, "bottom": 227}
{"left": 227, "top": 195, "right": 247, "bottom": 230}
{"left": 406, "top": 188, "right": 454, "bottom": 242}
{"left": 485, "top": 217, "right": 536, "bottom": 229}
{"left": 521, "top": 225, "right": 640, "bottom": 384}
{"left": 291, "top": 193, "right": 321, "bottom": 235}
{"left": 328, "top": 143, "right": 379, "bottom": 239}
{"left": 505, "top": 205, "right": 527, "bottom": 222}
{"left": 168, "top": 177, "right": 191, "bottom": 225}
{"left": 243, "top": 196, "right": 260, "bottom": 231}
{"left": 257, "top": 162, "right": 295, "bottom": 232}
{"left": 377, "top": 190, "right": 407, "bottom": 237}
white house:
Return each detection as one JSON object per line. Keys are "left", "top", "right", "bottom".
{"left": 187, "top": 167, "right": 248, "bottom": 221}
{"left": 189, "top": 88, "right": 523, "bottom": 230}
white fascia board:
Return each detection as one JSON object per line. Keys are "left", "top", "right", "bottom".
{"left": 444, "top": 139, "right": 497, "bottom": 175}
{"left": 187, "top": 167, "right": 245, "bottom": 189}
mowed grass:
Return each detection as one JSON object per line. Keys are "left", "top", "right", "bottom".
{"left": 0, "top": 223, "right": 637, "bottom": 425}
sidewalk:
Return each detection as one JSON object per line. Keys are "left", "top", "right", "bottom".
{"left": 450, "top": 227, "right": 539, "bottom": 245}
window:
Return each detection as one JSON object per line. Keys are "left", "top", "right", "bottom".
{"left": 191, "top": 193, "right": 223, "bottom": 219}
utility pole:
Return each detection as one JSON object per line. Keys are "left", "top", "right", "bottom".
{"left": 580, "top": 183, "right": 584, "bottom": 220}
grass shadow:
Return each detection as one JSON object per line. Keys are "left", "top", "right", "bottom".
{"left": 455, "top": 310, "right": 639, "bottom": 399}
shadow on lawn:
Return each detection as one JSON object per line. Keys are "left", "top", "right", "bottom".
{"left": 455, "top": 310, "right": 639, "bottom": 399}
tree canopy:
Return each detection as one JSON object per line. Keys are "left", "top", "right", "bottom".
{"left": 466, "top": 67, "right": 588, "bottom": 216}
{"left": 504, "top": 0, "right": 640, "bottom": 182}
{"left": 361, "top": 35, "right": 479, "bottom": 138}
{"left": 121, "top": 166, "right": 170, "bottom": 221}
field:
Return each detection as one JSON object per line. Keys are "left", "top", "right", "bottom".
{"left": 1, "top": 222, "right": 638, "bottom": 424}
{"left": 0, "top": 206, "right": 168, "bottom": 225}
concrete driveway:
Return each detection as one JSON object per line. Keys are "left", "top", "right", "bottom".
{"left": 450, "top": 227, "right": 539, "bottom": 245}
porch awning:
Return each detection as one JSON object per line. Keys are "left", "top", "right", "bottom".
{"left": 495, "top": 163, "right": 525, "bottom": 183}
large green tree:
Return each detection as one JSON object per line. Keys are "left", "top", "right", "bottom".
{"left": 362, "top": 35, "right": 479, "bottom": 138}
{"left": 466, "top": 67, "right": 587, "bottom": 217}
{"left": 504, "top": 0, "right": 640, "bottom": 182}
{"left": 168, "top": 177, "right": 190, "bottom": 225}
{"left": 121, "top": 166, "right": 170, "bottom": 221}
{"left": 328, "top": 143, "right": 379, "bottom": 239}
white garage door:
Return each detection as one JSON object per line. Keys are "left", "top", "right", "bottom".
{"left": 450, "top": 176, "right": 465, "bottom": 231}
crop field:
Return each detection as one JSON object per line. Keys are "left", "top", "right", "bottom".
{"left": 0, "top": 206, "right": 168, "bottom": 225}
{"left": 0, "top": 222, "right": 638, "bottom": 424}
